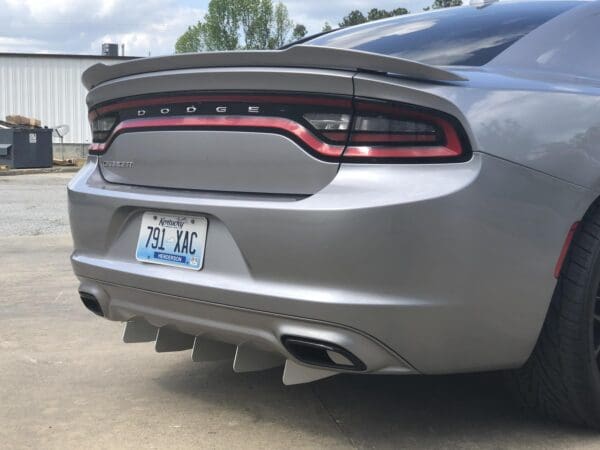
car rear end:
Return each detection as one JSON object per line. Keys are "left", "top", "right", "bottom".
{"left": 69, "top": 1, "right": 594, "bottom": 384}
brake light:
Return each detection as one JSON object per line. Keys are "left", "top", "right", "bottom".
{"left": 344, "top": 100, "right": 467, "bottom": 161}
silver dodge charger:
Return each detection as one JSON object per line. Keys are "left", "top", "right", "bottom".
{"left": 69, "top": 0, "right": 600, "bottom": 428}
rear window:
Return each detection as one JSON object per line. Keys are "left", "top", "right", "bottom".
{"left": 307, "top": 2, "right": 580, "bottom": 67}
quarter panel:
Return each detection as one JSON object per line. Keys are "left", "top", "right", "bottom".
{"left": 355, "top": 72, "right": 600, "bottom": 191}
{"left": 463, "top": 86, "right": 600, "bottom": 191}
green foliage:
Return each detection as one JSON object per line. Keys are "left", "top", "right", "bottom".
{"left": 367, "top": 8, "right": 409, "bottom": 21}
{"left": 203, "top": 0, "right": 241, "bottom": 50}
{"left": 270, "top": 2, "right": 293, "bottom": 48}
{"left": 175, "top": 23, "right": 204, "bottom": 53}
{"left": 431, "top": 0, "right": 463, "bottom": 8}
{"left": 292, "top": 24, "right": 308, "bottom": 41}
{"left": 176, "top": 0, "right": 299, "bottom": 52}
{"left": 339, "top": 10, "right": 367, "bottom": 28}
{"left": 175, "top": 1, "right": 420, "bottom": 52}
{"left": 338, "top": 7, "right": 409, "bottom": 28}
{"left": 240, "top": 0, "right": 273, "bottom": 49}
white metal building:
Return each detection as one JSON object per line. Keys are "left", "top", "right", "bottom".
{"left": 0, "top": 53, "right": 135, "bottom": 145}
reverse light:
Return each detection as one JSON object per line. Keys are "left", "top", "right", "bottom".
{"left": 91, "top": 116, "right": 117, "bottom": 142}
{"left": 303, "top": 112, "right": 352, "bottom": 144}
{"left": 303, "top": 113, "right": 351, "bottom": 131}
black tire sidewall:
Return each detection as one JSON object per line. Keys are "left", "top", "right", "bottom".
{"left": 582, "top": 240, "right": 600, "bottom": 421}
{"left": 562, "top": 219, "right": 600, "bottom": 427}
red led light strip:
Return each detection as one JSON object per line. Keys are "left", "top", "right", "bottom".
{"left": 88, "top": 116, "right": 346, "bottom": 158}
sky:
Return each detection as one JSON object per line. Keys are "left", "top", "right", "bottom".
{"left": 0, "top": 0, "right": 432, "bottom": 56}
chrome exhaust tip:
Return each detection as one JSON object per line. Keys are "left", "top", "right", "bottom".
{"left": 282, "top": 336, "right": 366, "bottom": 372}
{"left": 79, "top": 292, "right": 104, "bottom": 317}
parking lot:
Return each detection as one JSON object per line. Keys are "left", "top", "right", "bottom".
{"left": 2, "top": 172, "right": 600, "bottom": 449}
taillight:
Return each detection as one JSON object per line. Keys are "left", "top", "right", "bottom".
{"left": 303, "top": 113, "right": 351, "bottom": 139}
{"left": 91, "top": 115, "right": 117, "bottom": 143}
{"left": 88, "top": 93, "right": 469, "bottom": 163}
{"left": 88, "top": 93, "right": 354, "bottom": 158}
{"left": 344, "top": 100, "right": 468, "bottom": 162}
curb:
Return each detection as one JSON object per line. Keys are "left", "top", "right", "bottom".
{"left": 0, "top": 166, "right": 81, "bottom": 176}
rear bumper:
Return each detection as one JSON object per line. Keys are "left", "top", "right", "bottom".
{"left": 69, "top": 154, "right": 591, "bottom": 374}
{"left": 77, "top": 276, "right": 414, "bottom": 377}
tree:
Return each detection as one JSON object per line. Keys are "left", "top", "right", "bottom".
{"left": 367, "top": 8, "right": 409, "bottom": 21}
{"left": 322, "top": 22, "right": 333, "bottom": 32}
{"left": 431, "top": 0, "right": 462, "bottom": 8}
{"left": 339, "top": 10, "right": 367, "bottom": 28}
{"left": 391, "top": 7, "right": 409, "bottom": 16}
{"left": 269, "top": 2, "right": 293, "bottom": 48}
{"left": 175, "top": 23, "right": 204, "bottom": 53}
{"left": 203, "top": 0, "right": 241, "bottom": 50}
{"left": 175, "top": 0, "right": 297, "bottom": 52}
{"left": 337, "top": 7, "right": 410, "bottom": 28}
{"left": 240, "top": 0, "right": 273, "bottom": 49}
{"left": 292, "top": 24, "right": 307, "bottom": 41}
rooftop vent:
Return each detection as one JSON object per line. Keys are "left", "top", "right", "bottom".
{"left": 101, "top": 43, "right": 118, "bottom": 57}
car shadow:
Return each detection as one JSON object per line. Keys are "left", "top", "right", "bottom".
{"left": 154, "top": 359, "right": 600, "bottom": 449}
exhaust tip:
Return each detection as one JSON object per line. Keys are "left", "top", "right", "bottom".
{"left": 282, "top": 336, "right": 366, "bottom": 372}
{"left": 79, "top": 292, "right": 104, "bottom": 317}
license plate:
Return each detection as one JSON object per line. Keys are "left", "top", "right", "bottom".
{"left": 135, "top": 212, "right": 208, "bottom": 271}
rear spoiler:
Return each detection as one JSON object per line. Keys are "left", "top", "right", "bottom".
{"left": 82, "top": 45, "right": 467, "bottom": 90}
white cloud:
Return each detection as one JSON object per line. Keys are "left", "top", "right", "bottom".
{"left": 0, "top": 0, "right": 204, "bottom": 56}
{"left": 285, "top": 0, "right": 431, "bottom": 31}
{"left": 0, "top": 0, "right": 432, "bottom": 56}
{"left": 0, "top": 36, "right": 46, "bottom": 53}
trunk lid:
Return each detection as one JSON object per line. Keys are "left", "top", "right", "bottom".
{"left": 85, "top": 46, "right": 464, "bottom": 195}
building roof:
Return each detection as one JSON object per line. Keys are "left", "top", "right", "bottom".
{"left": 0, "top": 52, "right": 139, "bottom": 60}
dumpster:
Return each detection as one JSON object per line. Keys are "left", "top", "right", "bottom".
{"left": 0, "top": 128, "right": 53, "bottom": 169}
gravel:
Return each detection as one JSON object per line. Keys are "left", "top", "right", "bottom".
{"left": 0, "top": 173, "right": 73, "bottom": 236}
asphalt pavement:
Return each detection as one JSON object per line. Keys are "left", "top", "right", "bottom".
{"left": 2, "top": 172, "right": 600, "bottom": 449}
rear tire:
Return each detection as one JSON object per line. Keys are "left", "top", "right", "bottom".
{"left": 510, "top": 202, "right": 600, "bottom": 429}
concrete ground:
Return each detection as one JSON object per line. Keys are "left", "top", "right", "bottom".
{"left": 2, "top": 172, "right": 600, "bottom": 449}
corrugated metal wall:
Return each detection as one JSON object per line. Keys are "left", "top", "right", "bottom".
{"left": 0, "top": 55, "right": 124, "bottom": 144}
